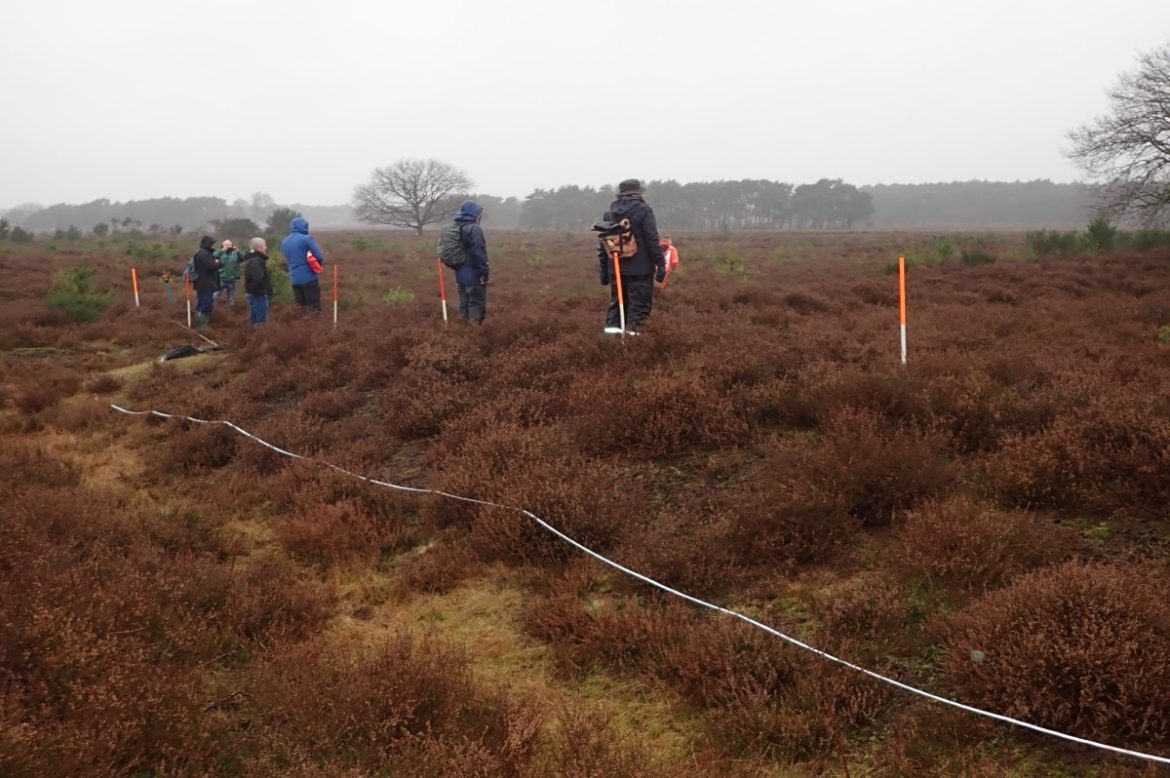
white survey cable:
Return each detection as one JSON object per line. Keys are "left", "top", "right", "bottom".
{"left": 109, "top": 403, "right": 1170, "bottom": 766}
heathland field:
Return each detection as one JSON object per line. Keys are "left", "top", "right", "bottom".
{"left": 2, "top": 229, "right": 1170, "bottom": 776}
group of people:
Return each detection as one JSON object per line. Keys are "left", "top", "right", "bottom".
{"left": 439, "top": 178, "right": 678, "bottom": 331}
{"left": 185, "top": 181, "right": 679, "bottom": 334}
{"left": 187, "top": 216, "right": 326, "bottom": 329}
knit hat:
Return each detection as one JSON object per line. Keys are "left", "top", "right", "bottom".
{"left": 618, "top": 178, "right": 645, "bottom": 195}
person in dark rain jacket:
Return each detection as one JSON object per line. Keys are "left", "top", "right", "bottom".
{"left": 451, "top": 200, "right": 490, "bottom": 324}
{"left": 598, "top": 179, "right": 666, "bottom": 334}
{"left": 191, "top": 235, "right": 223, "bottom": 328}
{"left": 241, "top": 237, "right": 272, "bottom": 326}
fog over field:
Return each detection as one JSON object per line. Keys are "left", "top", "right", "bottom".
{"left": 2, "top": 0, "right": 1169, "bottom": 209}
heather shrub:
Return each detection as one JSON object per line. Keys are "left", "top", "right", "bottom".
{"left": 987, "top": 400, "right": 1170, "bottom": 515}
{"left": 276, "top": 498, "right": 390, "bottom": 569}
{"left": 247, "top": 631, "right": 519, "bottom": 770}
{"left": 395, "top": 539, "right": 480, "bottom": 595}
{"left": 766, "top": 409, "right": 956, "bottom": 526}
{"left": 807, "top": 573, "right": 912, "bottom": 658}
{"left": 84, "top": 373, "right": 122, "bottom": 394}
{"left": 427, "top": 424, "right": 630, "bottom": 566}
{"left": 937, "top": 561, "right": 1170, "bottom": 747}
{"left": 893, "top": 496, "right": 1077, "bottom": 593}
{"left": 569, "top": 368, "right": 748, "bottom": 457}
{"left": 163, "top": 420, "right": 238, "bottom": 471}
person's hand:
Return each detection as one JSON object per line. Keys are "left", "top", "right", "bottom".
{"left": 479, "top": 276, "right": 489, "bottom": 286}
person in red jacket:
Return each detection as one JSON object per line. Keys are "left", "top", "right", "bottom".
{"left": 657, "top": 236, "right": 680, "bottom": 288}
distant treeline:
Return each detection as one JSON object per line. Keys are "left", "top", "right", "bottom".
{"left": 8, "top": 196, "right": 353, "bottom": 235}
{"left": 862, "top": 180, "right": 1094, "bottom": 228}
{"left": 3, "top": 180, "right": 1096, "bottom": 234}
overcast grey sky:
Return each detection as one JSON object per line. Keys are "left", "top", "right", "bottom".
{"left": 1, "top": 0, "right": 1168, "bottom": 209}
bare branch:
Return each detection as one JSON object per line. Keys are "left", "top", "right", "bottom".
{"left": 1067, "top": 41, "right": 1170, "bottom": 225}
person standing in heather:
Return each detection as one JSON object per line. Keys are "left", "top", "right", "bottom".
{"left": 191, "top": 234, "right": 223, "bottom": 328}
{"left": 448, "top": 200, "right": 490, "bottom": 325}
{"left": 241, "top": 237, "right": 272, "bottom": 326}
{"left": 279, "top": 217, "right": 325, "bottom": 311}
{"left": 597, "top": 179, "right": 666, "bottom": 334}
{"left": 214, "top": 239, "right": 243, "bottom": 305}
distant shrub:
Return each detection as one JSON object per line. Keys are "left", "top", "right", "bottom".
{"left": 1083, "top": 216, "right": 1117, "bottom": 252}
{"left": 935, "top": 236, "right": 957, "bottom": 261}
{"left": 713, "top": 251, "right": 745, "bottom": 275}
{"left": 1118, "top": 228, "right": 1170, "bottom": 252}
{"left": 937, "top": 561, "right": 1170, "bottom": 747}
{"left": 382, "top": 286, "right": 416, "bottom": 304}
{"left": 350, "top": 235, "right": 370, "bottom": 252}
{"left": 9, "top": 225, "right": 33, "bottom": 243}
{"left": 1026, "top": 229, "right": 1082, "bottom": 258}
{"left": 959, "top": 249, "right": 994, "bottom": 267}
{"left": 45, "top": 264, "right": 113, "bottom": 323}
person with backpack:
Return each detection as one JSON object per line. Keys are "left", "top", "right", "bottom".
{"left": 214, "top": 239, "right": 243, "bottom": 305}
{"left": 241, "top": 237, "right": 272, "bottom": 326}
{"left": 438, "top": 200, "right": 490, "bottom": 325}
{"left": 596, "top": 179, "right": 666, "bottom": 334}
{"left": 191, "top": 235, "right": 223, "bottom": 328}
{"left": 279, "top": 217, "right": 326, "bottom": 311}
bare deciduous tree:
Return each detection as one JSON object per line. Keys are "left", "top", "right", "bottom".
{"left": 1068, "top": 42, "right": 1170, "bottom": 225}
{"left": 352, "top": 159, "right": 472, "bottom": 234}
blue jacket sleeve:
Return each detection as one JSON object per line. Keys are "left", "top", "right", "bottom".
{"left": 465, "top": 224, "right": 489, "bottom": 282}
{"left": 307, "top": 236, "right": 326, "bottom": 265}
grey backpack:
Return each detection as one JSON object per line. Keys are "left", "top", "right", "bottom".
{"left": 437, "top": 223, "right": 468, "bottom": 269}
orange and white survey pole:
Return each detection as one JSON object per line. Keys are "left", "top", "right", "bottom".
{"left": 184, "top": 271, "right": 192, "bottom": 328}
{"left": 332, "top": 264, "right": 339, "bottom": 329}
{"left": 437, "top": 258, "right": 449, "bottom": 325}
{"left": 898, "top": 255, "right": 908, "bottom": 365}
{"left": 612, "top": 249, "right": 625, "bottom": 339}
{"left": 131, "top": 267, "right": 140, "bottom": 307}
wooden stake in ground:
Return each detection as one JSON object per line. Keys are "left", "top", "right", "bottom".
{"left": 437, "top": 258, "right": 449, "bottom": 326}
{"left": 131, "top": 267, "right": 140, "bottom": 308}
{"left": 898, "top": 255, "right": 908, "bottom": 365}
{"left": 185, "top": 272, "right": 192, "bottom": 328}
{"left": 332, "top": 264, "right": 339, "bottom": 329}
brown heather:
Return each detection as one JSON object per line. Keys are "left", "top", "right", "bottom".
{"left": 1, "top": 232, "right": 1168, "bottom": 775}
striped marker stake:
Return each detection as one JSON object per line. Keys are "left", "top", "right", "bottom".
{"left": 898, "top": 255, "right": 908, "bottom": 365}
{"left": 437, "top": 258, "right": 449, "bottom": 326}
{"left": 612, "top": 250, "right": 626, "bottom": 340}
{"left": 131, "top": 267, "right": 140, "bottom": 308}
{"left": 332, "top": 264, "right": 339, "bottom": 329}
{"left": 184, "top": 271, "right": 192, "bottom": 328}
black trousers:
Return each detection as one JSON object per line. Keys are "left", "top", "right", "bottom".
{"left": 293, "top": 281, "right": 321, "bottom": 311}
{"left": 458, "top": 283, "right": 487, "bottom": 324}
{"left": 605, "top": 274, "right": 653, "bottom": 330}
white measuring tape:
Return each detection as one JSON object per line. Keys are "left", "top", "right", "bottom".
{"left": 109, "top": 403, "right": 1170, "bottom": 766}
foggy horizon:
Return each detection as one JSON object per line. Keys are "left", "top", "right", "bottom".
{"left": 3, "top": 0, "right": 1168, "bottom": 212}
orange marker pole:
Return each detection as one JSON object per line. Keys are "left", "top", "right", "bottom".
{"left": 612, "top": 250, "right": 625, "bottom": 339}
{"left": 332, "top": 264, "right": 339, "bottom": 329}
{"left": 184, "top": 271, "right": 192, "bottom": 328}
{"left": 131, "top": 267, "right": 140, "bottom": 307}
{"left": 898, "top": 255, "right": 908, "bottom": 365}
{"left": 437, "top": 258, "right": 449, "bottom": 326}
